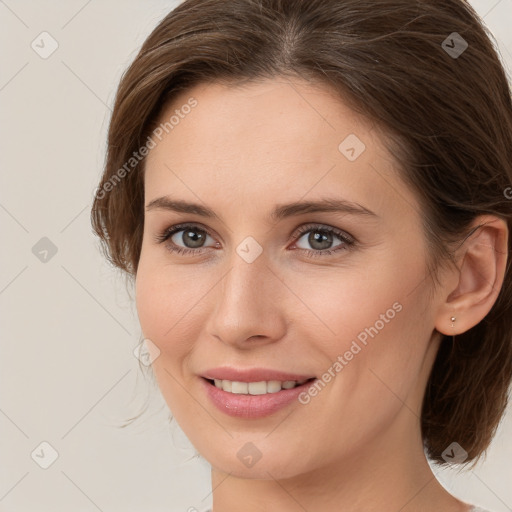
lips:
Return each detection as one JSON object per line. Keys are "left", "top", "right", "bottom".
{"left": 199, "top": 367, "right": 318, "bottom": 418}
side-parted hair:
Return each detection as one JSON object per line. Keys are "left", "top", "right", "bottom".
{"left": 91, "top": 0, "right": 512, "bottom": 467}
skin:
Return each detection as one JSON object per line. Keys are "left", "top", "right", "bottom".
{"left": 135, "top": 77, "right": 508, "bottom": 512}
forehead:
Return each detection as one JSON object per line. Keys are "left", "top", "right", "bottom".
{"left": 143, "top": 78, "right": 417, "bottom": 222}
{"left": 149, "top": 79, "right": 377, "bottom": 162}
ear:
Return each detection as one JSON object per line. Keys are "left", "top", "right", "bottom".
{"left": 435, "top": 215, "right": 509, "bottom": 336}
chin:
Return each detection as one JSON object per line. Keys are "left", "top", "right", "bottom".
{"left": 200, "top": 436, "right": 316, "bottom": 480}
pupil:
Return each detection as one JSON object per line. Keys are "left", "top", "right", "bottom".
{"left": 310, "top": 231, "right": 332, "bottom": 250}
{"left": 184, "top": 229, "right": 205, "bottom": 248}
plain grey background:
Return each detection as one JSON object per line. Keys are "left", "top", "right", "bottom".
{"left": 1, "top": 1, "right": 511, "bottom": 511}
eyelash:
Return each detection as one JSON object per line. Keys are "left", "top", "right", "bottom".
{"left": 154, "top": 223, "right": 356, "bottom": 258}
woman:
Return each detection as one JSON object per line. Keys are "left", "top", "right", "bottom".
{"left": 91, "top": 0, "right": 512, "bottom": 510}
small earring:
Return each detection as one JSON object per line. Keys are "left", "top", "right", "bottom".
{"left": 450, "top": 316, "right": 456, "bottom": 328}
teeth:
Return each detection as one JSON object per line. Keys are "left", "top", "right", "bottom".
{"left": 267, "top": 380, "right": 282, "bottom": 393}
{"left": 248, "top": 381, "right": 267, "bottom": 395}
{"left": 211, "top": 378, "right": 310, "bottom": 395}
{"left": 231, "top": 381, "right": 248, "bottom": 394}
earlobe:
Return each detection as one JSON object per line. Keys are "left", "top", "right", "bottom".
{"left": 435, "top": 215, "right": 509, "bottom": 336}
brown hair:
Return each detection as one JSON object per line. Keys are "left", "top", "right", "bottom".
{"left": 91, "top": 0, "right": 512, "bottom": 467}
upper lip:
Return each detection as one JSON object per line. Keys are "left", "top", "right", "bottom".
{"left": 201, "top": 367, "right": 316, "bottom": 382}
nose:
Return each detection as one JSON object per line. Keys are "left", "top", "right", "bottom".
{"left": 205, "top": 249, "right": 287, "bottom": 349}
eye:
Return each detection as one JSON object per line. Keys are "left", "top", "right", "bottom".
{"left": 154, "top": 223, "right": 218, "bottom": 256}
{"left": 154, "top": 222, "right": 355, "bottom": 258}
{"left": 291, "top": 223, "right": 355, "bottom": 258}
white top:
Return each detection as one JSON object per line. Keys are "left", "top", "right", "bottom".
{"left": 203, "top": 506, "right": 493, "bottom": 512}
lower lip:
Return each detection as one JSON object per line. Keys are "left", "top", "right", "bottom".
{"left": 201, "top": 377, "right": 317, "bottom": 419}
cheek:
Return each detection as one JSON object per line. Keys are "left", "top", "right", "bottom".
{"left": 296, "top": 289, "right": 431, "bottom": 459}
{"left": 134, "top": 249, "right": 220, "bottom": 387}
{"left": 288, "top": 257, "right": 423, "bottom": 358}
{"left": 296, "top": 252, "right": 433, "bottom": 408}
{"left": 134, "top": 258, "right": 197, "bottom": 414}
{"left": 135, "top": 242, "right": 201, "bottom": 341}
{"left": 135, "top": 269, "right": 167, "bottom": 342}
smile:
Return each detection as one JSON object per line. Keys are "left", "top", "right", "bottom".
{"left": 201, "top": 377, "right": 318, "bottom": 418}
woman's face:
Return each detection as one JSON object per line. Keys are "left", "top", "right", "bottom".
{"left": 136, "top": 78, "right": 444, "bottom": 479}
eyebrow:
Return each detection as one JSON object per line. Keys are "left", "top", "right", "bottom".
{"left": 145, "top": 196, "right": 378, "bottom": 221}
